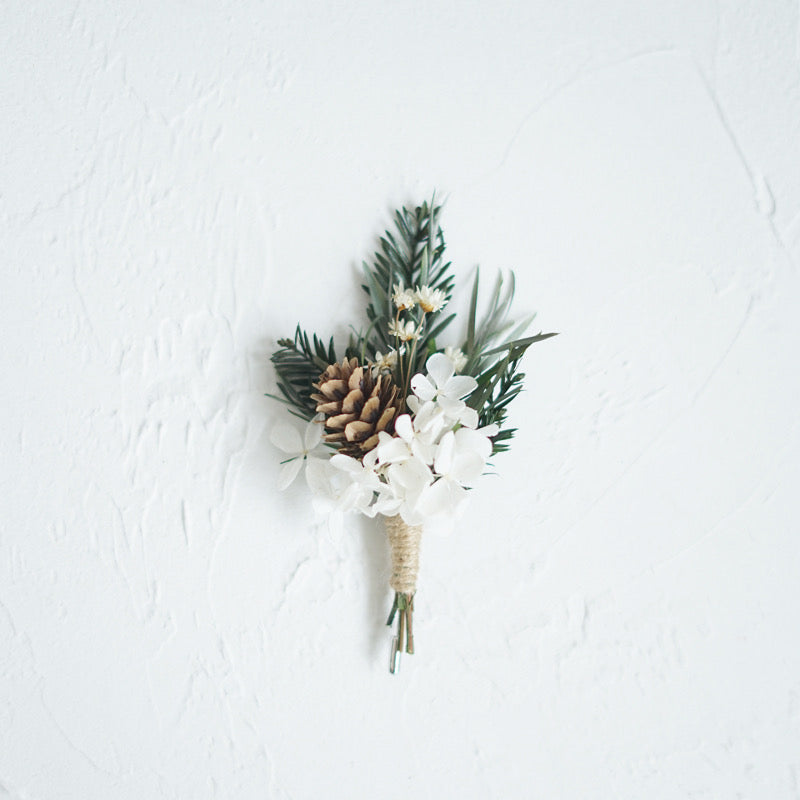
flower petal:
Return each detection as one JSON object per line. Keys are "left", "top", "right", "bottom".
{"left": 373, "top": 490, "right": 402, "bottom": 517}
{"left": 417, "top": 477, "right": 466, "bottom": 518}
{"left": 305, "top": 457, "right": 333, "bottom": 496}
{"left": 454, "top": 427, "right": 493, "bottom": 460}
{"left": 444, "top": 375, "right": 478, "bottom": 400}
{"left": 411, "top": 437, "right": 436, "bottom": 466}
{"left": 426, "top": 353, "right": 455, "bottom": 389}
{"left": 303, "top": 420, "right": 323, "bottom": 451}
{"left": 413, "top": 400, "right": 447, "bottom": 437}
{"left": 437, "top": 395, "right": 465, "bottom": 417}
{"left": 270, "top": 422, "right": 302, "bottom": 454}
{"left": 277, "top": 457, "right": 303, "bottom": 490}
{"left": 394, "top": 413, "right": 414, "bottom": 443}
{"left": 434, "top": 431, "right": 455, "bottom": 476}
{"left": 363, "top": 448, "right": 379, "bottom": 469}
{"left": 457, "top": 406, "right": 479, "bottom": 429}
{"left": 399, "top": 501, "right": 426, "bottom": 527}
{"left": 330, "top": 453, "right": 362, "bottom": 474}
{"left": 387, "top": 457, "right": 433, "bottom": 492}
{"left": 377, "top": 436, "right": 411, "bottom": 465}
{"left": 449, "top": 451, "right": 485, "bottom": 486}
{"left": 410, "top": 373, "right": 436, "bottom": 402}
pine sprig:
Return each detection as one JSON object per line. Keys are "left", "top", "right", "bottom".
{"left": 359, "top": 200, "right": 456, "bottom": 367}
{"left": 269, "top": 324, "right": 337, "bottom": 421}
{"left": 473, "top": 347, "right": 528, "bottom": 454}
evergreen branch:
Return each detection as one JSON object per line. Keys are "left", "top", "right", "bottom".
{"left": 361, "top": 200, "right": 456, "bottom": 372}
{"left": 270, "top": 324, "right": 336, "bottom": 420}
{"left": 471, "top": 346, "right": 530, "bottom": 455}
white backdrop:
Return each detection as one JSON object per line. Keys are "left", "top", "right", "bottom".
{"left": 2, "top": 2, "right": 799, "bottom": 798}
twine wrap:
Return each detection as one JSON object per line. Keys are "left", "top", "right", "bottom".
{"left": 385, "top": 515, "right": 422, "bottom": 595}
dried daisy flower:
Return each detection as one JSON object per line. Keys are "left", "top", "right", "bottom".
{"left": 413, "top": 285, "right": 447, "bottom": 313}
{"left": 373, "top": 347, "right": 403, "bottom": 374}
{"left": 388, "top": 319, "right": 420, "bottom": 341}
{"left": 392, "top": 283, "right": 416, "bottom": 311}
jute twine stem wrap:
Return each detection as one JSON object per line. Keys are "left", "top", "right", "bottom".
{"left": 385, "top": 515, "right": 422, "bottom": 595}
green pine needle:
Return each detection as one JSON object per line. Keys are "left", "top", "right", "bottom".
{"left": 270, "top": 324, "right": 337, "bottom": 421}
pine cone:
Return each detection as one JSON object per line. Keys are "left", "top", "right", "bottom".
{"left": 312, "top": 357, "right": 401, "bottom": 457}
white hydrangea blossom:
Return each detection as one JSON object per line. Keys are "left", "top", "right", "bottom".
{"left": 269, "top": 417, "right": 327, "bottom": 490}
{"left": 290, "top": 352, "right": 498, "bottom": 525}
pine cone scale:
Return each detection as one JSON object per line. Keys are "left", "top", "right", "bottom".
{"left": 345, "top": 420, "right": 373, "bottom": 441}
{"left": 375, "top": 407, "right": 395, "bottom": 431}
{"left": 342, "top": 389, "right": 362, "bottom": 414}
{"left": 359, "top": 396, "right": 381, "bottom": 422}
{"left": 312, "top": 357, "right": 402, "bottom": 457}
{"left": 326, "top": 413, "right": 351, "bottom": 430}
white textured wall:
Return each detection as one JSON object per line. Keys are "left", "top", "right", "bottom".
{"left": 2, "top": 2, "right": 800, "bottom": 798}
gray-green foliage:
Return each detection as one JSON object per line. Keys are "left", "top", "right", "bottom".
{"left": 462, "top": 269, "right": 558, "bottom": 452}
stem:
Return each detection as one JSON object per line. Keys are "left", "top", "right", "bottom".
{"left": 394, "top": 309, "right": 404, "bottom": 388}
{"left": 398, "top": 606, "right": 406, "bottom": 654}
{"left": 406, "top": 595, "right": 414, "bottom": 654}
{"left": 385, "top": 516, "right": 422, "bottom": 673}
{"left": 387, "top": 591, "right": 416, "bottom": 671}
{"left": 386, "top": 592, "right": 398, "bottom": 626}
{"left": 402, "top": 312, "right": 426, "bottom": 399}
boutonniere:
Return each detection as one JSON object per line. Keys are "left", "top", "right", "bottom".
{"left": 269, "top": 198, "right": 556, "bottom": 672}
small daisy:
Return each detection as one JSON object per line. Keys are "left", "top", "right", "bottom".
{"left": 388, "top": 319, "right": 420, "bottom": 342}
{"left": 413, "top": 285, "right": 448, "bottom": 313}
{"left": 372, "top": 347, "right": 403, "bottom": 373}
{"left": 392, "top": 283, "right": 416, "bottom": 311}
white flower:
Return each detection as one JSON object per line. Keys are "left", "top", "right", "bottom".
{"left": 405, "top": 396, "right": 450, "bottom": 441}
{"left": 305, "top": 456, "right": 344, "bottom": 515}
{"left": 328, "top": 453, "right": 383, "bottom": 516}
{"left": 409, "top": 352, "right": 479, "bottom": 428}
{"left": 415, "top": 426, "right": 497, "bottom": 519}
{"left": 410, "top": 352, "right": 477, "bottom": 404}
{"left": 414, "top": 285, "right": 448, "bottom": 313}
{"left": 376, "top": 413, "right": 437, "bottom": 466}
{"left": 392, "top": 283, "right": 416, "bottom": 311}
{"left": 375, "top": 427, "right": 413, "bottom": 465}
{"left": 383, "top": 455, "right": 435, "bottom": 525}
{"left": 443, "top": 346, "right": 468, "bottom": 373}
{"left": 417, "top": 476, "right": 468, "bottom": 520}
{"left": 372, "top": 347, "right": 403, "bottom": 374}
{"left": 388, "top": 318, "right": 420, "bottom": 342}
{"left": 270, "top": 417, "right": 326, "bottom": 490}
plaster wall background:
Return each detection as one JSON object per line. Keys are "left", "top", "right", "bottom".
{"left": 2, "top": 2, "right": 800, "bottom": 798}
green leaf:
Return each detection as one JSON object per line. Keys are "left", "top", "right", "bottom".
{"left": 481, "top": 331, "right": 559, "bottom": 357}
{"left": 466, "top": 267, "right": 479, "bottom": 355}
